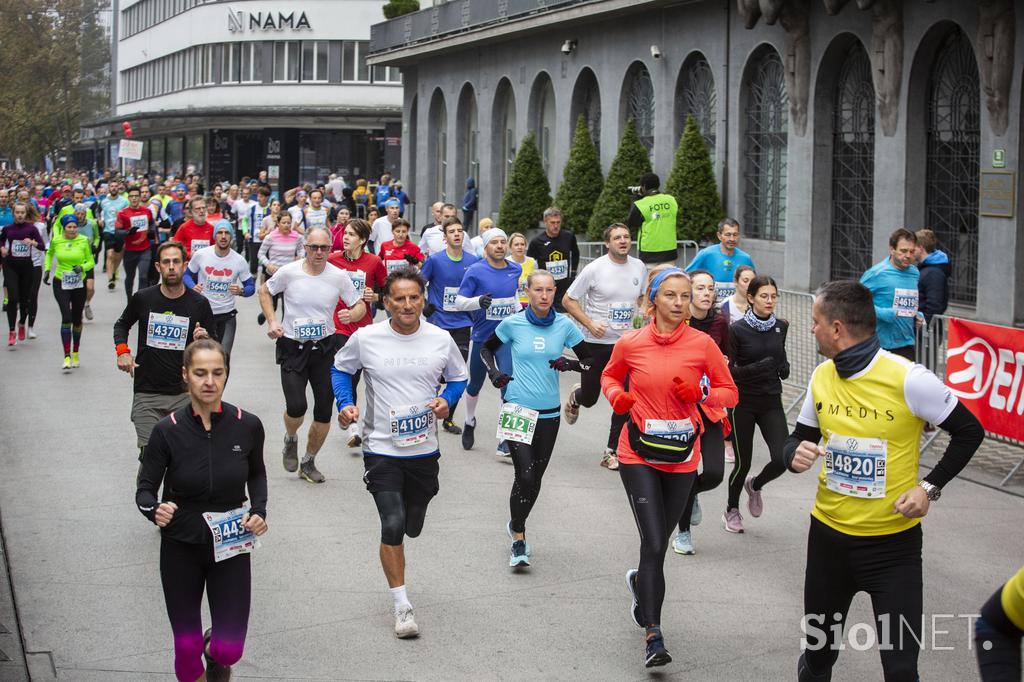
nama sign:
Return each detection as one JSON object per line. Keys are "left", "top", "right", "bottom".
{"left": 228, "top": 9, "right": 312, "bottom": 32}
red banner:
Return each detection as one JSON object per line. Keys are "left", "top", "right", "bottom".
{"left": 945, "top": 318, "right": 1024, "bottom": 441}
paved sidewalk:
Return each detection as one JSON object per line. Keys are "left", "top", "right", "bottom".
{"left": 0, "top": 509, "right": 29, "bottom": 682}
{"left": 0, "top": 281, "right": 1021, "bottom": 680}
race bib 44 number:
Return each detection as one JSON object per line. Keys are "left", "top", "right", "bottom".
{"left": 203, "top": 507, "right": 260, "bottom": 563}
{"left": 486, "top": 297, "right": 517, "bottom": 321}
{"left": 824, "top": 434, "right": 887, "bottom": 499}
{"left": 442, "top": 286, "right": 459, "bottom": 312}
{"left": 497, "top": 403, "right": 539, "bottom": 444}
{"left": 146, "top": 312, "right": 189, "bottom": 351}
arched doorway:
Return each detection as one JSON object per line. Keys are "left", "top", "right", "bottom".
{"left": 491, "top": 78, "right": 517, "bottom": 193}
{"left": 529, "top": 73, "right": 556, "bottom": 179}
{"left": 621, "top": 61, "right": 655, "bottom": 153}
{"left": 742, "top": 45, "right": 788, "bottom": 241}
{"left": 428, "top": 88, "right": 448, "bottom": 203}
{"left": 456, "top": 84, "right": 479, "bottom": 190}
{"left": 569, "top": 68, "right": 601, "bottom": 159}
{"left": 675, "top": 52, "right": 717, "bottom": 162}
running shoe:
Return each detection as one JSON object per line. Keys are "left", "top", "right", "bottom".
{"left": 282, "top": 436, "right": 298, "bottom": 472}
{"left": 27, "top": 327, "right": 36, "bottom": 339}
{"left": 461, "top": 421, "right": 475, "bottom": 450}
{"left": 563, "top": 384, "right": 580, "bottom": 425}
{"left": 509, "top": 540, "right": 530, "bottom": 567}
{"left": 203, "top": 628, "right": 232, "bottom": 682}
{"left": 644, "top": 629, "right": 672, "bottom": 668}
{"left": 744, "top": 475, "right": 763, "bottom": 518}
{"left": 17, "top": 324, "right": 25, "bottom": 341}
{"left": 394, "top": 605, "right": 419, "bottom": 639}
{"left": 496, "top": 440, "right": 510, "bottom": 458}
{"left": 107, "top": 280, "right": 115, "bottom": 291}
{"left": 71, "top": 352, "right": 80, "bottom": 368}
{"left": 600, "top": 449, "right": 619, "bottom": 470}
{"left": 506, "top": 520, "right": 530, "bottom": 556}
{"left": 691, "top": 495, "right": 702, "bottom": 526}
{"left": 299, "top": 459, "right": 325, "bottom": 484}
{"left": 1, "top": 296, "right": 6, "bottom": 310}
{"left": 7, "top": 331, "right": 15, "bottom": 347}
{"left": 672, "top": 531, "right": 695, "bottom": 555}
{"left": 257, "top": 312, "right": 266, "bottom": 326}
{"left": 346, "top": 429, "right": 362, "bottom": 449}
{"left": 722, "top": 508, "right": 744, "bottom": 534}
{"left": 62, "top": 356, "right": 72, "bottom": 371}
{"left": 724, "top": 444, "right": 735, "bottom": 463}
{"left": 625, "top": 569, "right": 642, "bottom": 628}
{"left": 84, "top": 304, "right": 93, "bottom": 321}
{"left": 442, "top": 418, "right": 462, "bottom": 435}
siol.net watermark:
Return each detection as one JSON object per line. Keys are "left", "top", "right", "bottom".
{"left": 801, "top": 612, "right": 987, "bottom": 652}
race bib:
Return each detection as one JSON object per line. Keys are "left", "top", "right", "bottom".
{"left": 346, "top": 270, "right": 366, "bottom": 292}
{"left": 204, "top": 276, "right": 231, "bottom": 299}
{"left": 893, "top": 288, "right": 918, "bottom": 317}
{"left": 61, "top": 270, "right": 83, "bottom": 289}
{"left": 10, "top": 242, "right": 30, "bottom": 258}
{"left": 190, "top": 239, "right": 210, "bottom": 253}
{"left": 517, "top": 277, "right": 528, "bottom": 303}
{"left": 129, "top": 215, "right": 148, "bottom": 230}
{"left": 442, "top": 286, "right": 459, "bottom": 312}
{"left": 715, "top": 281, "right": 736, "bottom": 300}
{"left": 824, "top": 434, "right": 887, "bottom": 499}
{"left": 497, "top": 403, "right": 538, "bottom": 444}
{"left": 644, "top": 418, "right": 696, "bottom": 442}
{"left": 293, "top": 316, "right": 327, "bottom": 341}
{"left": 546, "top": 260, "right": 569, "bottom": 280}
{"left": 203, "top": 507, "right": 260, "bottom": 563}
{"left": 146, "top": 312, "right": 189, "bottom": 351}
{"left": 607, "top": 302, "right": 635, "bottom": 331}
{"left": 386, "top": 259, "right": 406, "bottom": 274}
{"left": 389, "top": 402, "right": 435, "bottom": 448}
{"left": 485, "top": 296, "right": 517, "bottom": 321}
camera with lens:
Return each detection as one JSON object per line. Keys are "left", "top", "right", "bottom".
{"left": 626, "top": 185, "right": 644, "bottom": 197}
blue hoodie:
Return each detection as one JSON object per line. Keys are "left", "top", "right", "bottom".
{"left": 918, "top": 249, "right": 951, "bottom": 321}
{"left": 860, "top": 257, "right": 921, "bottom": 350}
{"left": 462, "top": 177, "right": 478, "bottom": 213}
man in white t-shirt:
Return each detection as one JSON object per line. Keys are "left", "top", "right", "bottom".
{"left": 231, "top": 185, "right": 255, "bottom": 253}
{"left": 561, "top": 222, "right": 647, "bottom": 470}
{"left": 418, "top": 202, "right": 455, "bottom": 258}
{"left": 334, "top": 267, "right": 468, "bottom": 640}
{"left": 301, "top": 189, "right": 331, "bottom": 231}
{"left": 259, "top": 227, "right": 367, "bottom": 484}
{"left": 369, "top": 198, "right": 401, "bottom": 253}
{"left": 185, "top": 221, "right": 255, "bottom": 356}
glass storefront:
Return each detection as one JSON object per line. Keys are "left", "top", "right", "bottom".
{"left": 298, "top": 130, "right": 384, "bottom": 185}
{"left": 148, "top": 137, "right": 165, "bottom": 176}
{"left": 166, "top": 136, "right": 184, "bottom": 177}
{"left": 186, "top": 134, "right": 204, "bottom": 176}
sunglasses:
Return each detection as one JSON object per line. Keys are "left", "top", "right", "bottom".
{"left": 305, "top": 244, "right": 331, "bottom": 252}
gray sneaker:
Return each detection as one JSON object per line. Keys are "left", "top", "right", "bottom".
{"left": 299, "top": 459, "right": 325, "bottom": 483}
{"left": 282, "top": 436, "right": 298, "bottom": 472}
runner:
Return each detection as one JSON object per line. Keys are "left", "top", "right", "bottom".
{"left": 114, "top": 241, "right": 215, "bottom": 459}
{"left": 601, "top": 268, "right": 737, "bottom": 668}
{"left": 420, "top": 219, "right": 479, "bottom": 435}
{"left": 526, "top": 207, "right": 579, "bottom": 312}
{"left": 786, "top": 280, "right": 984, "bottom": 681}
{"left": 561, "top": 223, "right": 647, "bottom": 470}
{"left": 976, "top": 566, "right": 1024, "bottom": 681}
{"left": 115, "top": 184, "right": 156, "bottom": 301}
{"left": 73, "top": 203, "right": 100, "bottom": 320}
{"left": 185, "top": 221, "right": 255, "bottom": 357}
{"left": 44, "top": 215, "right": 95, "bottom": 370}
{"left": 259, "top": 226, "right": 366, "bottom": 483}
{"left": 685, "top": 218, "right": 756, "bottom": 302}
{"left": 1, "top": 203, "right": 47, "bottom": 346}
{"left": 719, "top": 264, "right": 755, "bottom": 324}
{"left": 136, "top": 338, "right": 268, "bottom": 682}
{"left": 453, "top": 227, "right": 522, "bottom": 453}
{"left": 172, "top": 197, "right": 215, "bottom": 260}
{"left": 326, "top": 218, "right": 388, "bottom": 448}
{"left": 417, "top": 201, "right": 445, "bottom": 258}
{"left": 673, "top": 269, "right": 730, "bottom": 554}
{"left": 506, "top": 232, "right": 536, "bottom": 307}
{"left": 25, "top": 202, "right": 48, "bottom": 339}
{"left": 369, "top": 198, "right": 400, "bottom": 254}
{"left": 378, "top": 218, "right": 424, "bottom": 274}
{"left": 301, "top": 189, "right": 330, "bottom": 231}
{"left": 100, "top": 180, "right": 129, "bottom": 290}
{"left": 245, "top": 186, "right": 272, "bottom": 275}
{"left": 860, "top": 228, "right": 923, "bottom": 361}
{"left": 329, "top": 206, "right": 351, "bottom": 252}
{"left": 333, "top": 267, "right": 468, "bottom": 639}
{"left": 723, "top": 274, "right": 790, "bottom": 533}
{"left": 481, "top": 269, "right": 591, "bottom": 567}
{"left": 256, "top": 212, "right": 304, "bottom": 325}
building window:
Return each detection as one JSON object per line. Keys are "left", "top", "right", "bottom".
{"left": 241, "top": 43, "right": 262, "bottom": 82}
{"left": 372, "top": 65, "right": 402, "bottom": 84}
{"left": 532, "top": 76, "right": 555, "bottom": 177}
{"left": 301, "top": 41, "right": 329, "bottom": 82}
{"left": 222, "top": 43, "right": 241, "bottom": 83}
{"left": 676, "top": 55, "right": 716, "bottom": 162}
{"left": 274, "top": 41, "right": 300, "bottom": 82}
{"left": 743, "top": 47, "right": 788, "bottom": 241}
{"left": 342, "top": 40, "right": 370, "bottom": 83}
{"left": 624, "top": 62, "right": 655, "bottom": 152}
{"left": 925, "top": 28, "right": 980, "bottom": 306}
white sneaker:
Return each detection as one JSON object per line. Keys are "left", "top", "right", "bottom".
{"left": 27, "top": 327, "right": 37, "bottom": 339}
{"left": 394, "top": 605, "right": 419, "bottom": 638}
{"left": 724, "top": 444, "right": 735, "bottom": 463}
{"left": 346, "top": 425, "right": 362, "bottom": 448}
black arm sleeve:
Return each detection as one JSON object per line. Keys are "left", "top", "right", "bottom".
{"left": 626, "top": 203, "right": 643, "bottom": 230}
{"left": 922, "top": 402, "right": 985, "bottom": 488}
{"left": 480, "top": 333, "right": 504, "bottom": 375}
{"left": 135, "top": 426, "right": 170, "bottom": 522}
{"left": 247, "top": 418, "right": 268, "bottom": 521}
{"left": 784, "top": 421, "right": 824, "bottom": 472}
{"left": 569, "top": 232, "right": 579, "bottom": 273}
{"left": 113, "top": 293, "right": 139, "bottom": 346}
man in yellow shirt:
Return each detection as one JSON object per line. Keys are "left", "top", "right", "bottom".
{"left": 786, "top": 280, "right": 984, "bottom": 681}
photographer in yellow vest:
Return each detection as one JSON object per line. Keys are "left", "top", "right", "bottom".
{"left": 625, "top": 173, "right": 678, "bottom": 265}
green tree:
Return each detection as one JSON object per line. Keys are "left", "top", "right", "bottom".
{"left": 587, "top": 118, "right": 651, "bottom": 240}
{"left": 498, "top": 131, "right": 552, "bottom": 234}
{"left": 666, "top": 114, "right": 724, "bottom": 242}
{"left": 382, "top": 0, "right": 420, "bottom": 19}
{"left": 554, "top": 115, "right": 604, "bottom": 235}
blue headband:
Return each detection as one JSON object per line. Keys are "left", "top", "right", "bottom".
{"left": 648, "top": 267, "right": 685, "bottom": 302}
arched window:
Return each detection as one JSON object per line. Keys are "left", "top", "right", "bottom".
{"left": 623, "top": 62, "right": 655, "bottom": 152}
{"left": 456, "top": 84, "right": 479, "bottom": 186}
{"left": 530, "top": 74, "right": 556, "bottom": 177}
{"left": 428, "top": 89, "right": 447, "bottom": 202}
{"left": 570, "top": 68, "right": 601, "bottom": 158}
{"left": 676, "top": 54, "right": 717, "bottom": 161}
{"left": 407, "top": 95, "right": 418, "bottom": 203}
{"left": 926, "top": 28, "right": 979, "bottom": 305}
{"left": 492, "top": 79, "right": 517, "bottom": 192}
{"left": 742, "top": 46, "right": 788, "bottom": 241}
{"left": 830, "top": 43, "right": 875, "bottom": 281}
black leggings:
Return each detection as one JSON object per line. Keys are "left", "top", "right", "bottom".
{"left": 373, "top": 491, "right": 430, "bottom": 546}
{"left": 279, "top": 341, "right": 336, "bottom": 423}
{"left": 976, "top": 586, "right": 1023, "bottom": 681}
{"left": 211, "top": 311, "right": 237, "bottom": 357}
{"left": 508, "top": 416, "right": 560, "bottom": 534}
{"left": 679, "top": 418, "right": 725, "bottom": 533}
{"left": 160, "top": 536, "right": 251, "bottom": 682}
{"left": 123, "top": 248, "right": 151, "bottom": 300}
{"left": 574, "top": 341, "right": 630, "bottom": 450}
{"left": 28, "top": 266, "right": 42, "bottom": 326}
{"left": 3, "top": 259, "right": 33, "bottom": 329}
{"left": 52, "top": 279, "right": 86, "bottom": 325}
{"left": 619, "top": 462, "right": 696, "bottom": 627}
{"left": 727, "top": 393, "right": 788, "bottom": 509}
{"left": 801, "top": 517, "right": 922, "bottom": 681}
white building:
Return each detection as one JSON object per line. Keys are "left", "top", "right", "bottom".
{"left": 80, "top": 0, "right": 403, "bottom": 189}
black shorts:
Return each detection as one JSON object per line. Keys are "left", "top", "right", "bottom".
{"left": 363, "top": 454, "right": 440, "bottom": 503}
{"left": 86, "top": 268, "right": 94, "bottom": 281}
{"left": 447, "top": 326, "right": 471, "bottom": 359}
{"left": 107, "top": 231, "right": 125, "bottom": 253}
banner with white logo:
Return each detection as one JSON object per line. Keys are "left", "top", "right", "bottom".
{"left": 945, "top": 318, "right": 1024, "bottom": 440}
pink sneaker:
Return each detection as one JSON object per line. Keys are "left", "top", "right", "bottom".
{"left": 724, "top": 444, "right": 735, "bottom": 463}
{"left": 722, "top": 508, "right": 744, "bottom": 534}
{"left": 7, "top": 330, "right": 15, "bottom": 347}
{"left": 744, "top": 475, "right": 763, "bottom": 518}
{"left": 17, "top": 324, "right": 25, "bottom": 341}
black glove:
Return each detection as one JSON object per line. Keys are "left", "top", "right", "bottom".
{"left": 43, "top": 272, "right": 51, "bottom": 286}
{"left": 778, "top": 360, "right": 791, "bottom": 381}
{"left": 404, "top": 253, "right": 419, "bottom": 265}
{"left": 479, "top": 294, "right": 493, "bottom": 309}
{"left": 746, "top": 356, "right": 779, "bottom": 376}
{"left": 488, "top": 369, "right": 513, "bottom": 389}
{"left": 423, "top": 302, "right": 437, "bottom": 318}
{"left": 548, "top": 357, "right": 581, "bottom": 372}
{"left": 72, "top": 265, "right": 83, "bottom": 275}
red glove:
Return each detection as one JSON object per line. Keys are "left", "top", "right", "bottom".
{"left": 672, "top": 376, "right": 703, "bottom": 404}
{"left": 609, "top": 391, "right": 636, "bottom": 414}
{"left": 721, "top": 416, "right": 733, "bottom": 439}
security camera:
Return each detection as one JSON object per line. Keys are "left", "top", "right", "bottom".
{"left": 650, "top": 44, "right": 662, "bottom": 59}
{"left": 561, "top": 39, "right": 577, "bottom": 55}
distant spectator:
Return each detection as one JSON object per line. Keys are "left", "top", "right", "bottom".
{"left": 392, "top": 181, "right": 410, "bottom": 217}
{"left": 461, "top": 177, "right": 478, "bottom": 232}
{"left": 915, "top": 228, "right": 950, "bottom": 322}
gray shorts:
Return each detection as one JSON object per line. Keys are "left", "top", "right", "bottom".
{"left": 131, "top": 392, "right": 190, "bottom": 448}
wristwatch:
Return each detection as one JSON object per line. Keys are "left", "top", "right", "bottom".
{"left": 918, "top": 481, "right": 941, "bottom": 501}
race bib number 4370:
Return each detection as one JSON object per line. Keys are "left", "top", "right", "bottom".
{"left": 146, "top": 312, "right": 189, "bottom": 351}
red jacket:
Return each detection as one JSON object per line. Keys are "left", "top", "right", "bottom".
{"left": 173, "top": 220, "right": 215, "bottom": 258}
{"left": 327, "top": 251, "right": 388, "bottom": 337}
{"left": 378, "top": 239, "right": 424, "bottom": 273}
{"left": 115, "top": 206, "right": 154, "bottom": 252}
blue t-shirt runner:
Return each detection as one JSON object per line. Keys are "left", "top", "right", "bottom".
{"left": 685, "top": 244, "right": 755, "bottom": 300}
{"left": 421, "top": 248, "right": 478, "bottom": 331}
{"left": 493, "top": 312, "right": 584, "bottom": 417}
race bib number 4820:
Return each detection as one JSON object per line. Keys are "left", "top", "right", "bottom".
{"left": 824, "top": 434, "right": 887, "bottom": 499}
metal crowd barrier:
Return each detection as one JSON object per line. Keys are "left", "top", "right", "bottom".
{"left": 776, "top": 289, "right": 820, "bottom": 415}
{"left": 577, "top": 240, "right": 700, "bottom": 268}
{"left": 916, "top": 314, "right": 1024, "bottom": 486}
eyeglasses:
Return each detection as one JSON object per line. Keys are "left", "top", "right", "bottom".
{"left": 306, "top": 244, "right": 331, "bottom": 252}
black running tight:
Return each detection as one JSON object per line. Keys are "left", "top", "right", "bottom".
{"left": 27, "top": 266, "right": 41, "bottom": 326}
{"left": 727, "top": 393, "right": 788, "bottom": 509}
{"left": 123, "top": 248, "right": 151, "bottom": 300}
{"left": 160, "top": 536, "right": 250, "bottom": 682}
{"left": 3, "top": 259, "right": 33, "bottom": 329}
{"left": 679, "top": 419, "right": 725, "bottom": 533}
{"left": 619, "top": 463, "right": 695, "bottom": 627}
{"left": 372, "top": 490, "right": 430, "bottom": 546}
{"left": 508, "top": 416, "right": 560, "bottom": 534}
{"left": 574, "top": 341, "right": 630, "bottom": 450}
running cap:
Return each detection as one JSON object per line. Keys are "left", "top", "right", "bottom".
{"left": 214, "top": 219, "right": 234, "bottom": 234}
{"left": 175, "top": 183, "right": 187, "bottom": 191}
{"left": 60, "top": 185, "right": 72, "bottom": 192}
{"left": 481, "top": 227, "right": 508, "bottom": 249}
{"left": 74, "top": 203, "right": 88, "bottom": 212}
{"left": 60, "top": 214, "right": 79, "bottom": 227}
{"left": 648, "top": 267, "right": 688, "bottom": 302}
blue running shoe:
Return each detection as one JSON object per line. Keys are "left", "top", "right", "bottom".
{"left": 509, "top": 540, "right": 529, "bottom": 567}
{"left": 506, "top": 520, "right": 530, "bottom": 556}
{"left": 625, "top": 569, "right": 642, "bottom": 628}
{"left": 644, "top": 628, "right": 672, "bottom": 668}
{"left": 672, "top": 531, "right": 695, "bottom": 555}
